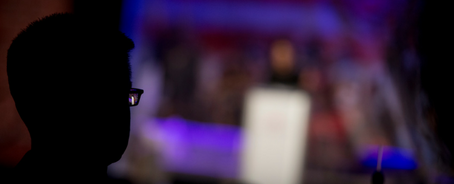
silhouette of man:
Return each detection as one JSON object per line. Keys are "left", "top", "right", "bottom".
{"left": 7, "top": 13, "right": 135, "bottom": 183}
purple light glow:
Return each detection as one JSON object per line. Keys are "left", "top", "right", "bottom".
{"left": 143, "top": 116, "right": 242, "bottom": 178}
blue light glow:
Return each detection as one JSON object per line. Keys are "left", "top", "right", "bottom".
{"left": 361, "top": 146, "right": 418, "bottom": 170}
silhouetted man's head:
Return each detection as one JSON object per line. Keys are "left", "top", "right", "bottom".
{"left": 7, "top": 13, "right": 134, "bottom": 167}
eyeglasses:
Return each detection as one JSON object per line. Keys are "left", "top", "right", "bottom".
{"left": 129, "top": 88, "right": 144, "bottom": 106}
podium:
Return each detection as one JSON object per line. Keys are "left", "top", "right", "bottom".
{"left": 241, "top": 86, "right": 311, "bottom": 184}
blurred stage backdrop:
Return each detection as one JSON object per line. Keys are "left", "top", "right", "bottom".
{"left": 0, "top": 0, "right": 442, "bottom": 184}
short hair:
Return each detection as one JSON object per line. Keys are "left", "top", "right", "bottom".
{"left": 7, "top": 13, "right": 134, "bottom": 123}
